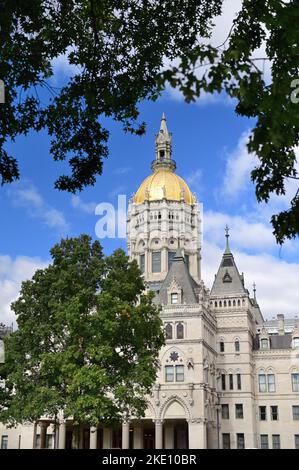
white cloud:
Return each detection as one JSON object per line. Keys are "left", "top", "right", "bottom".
{"left": 0, "top": 255, "right": 48, "bottom": 326}
{"left": 221, "top": 131, "right": 258, "bottom": 198}
{"left": 8, "top": 183, "right": 69, "bottom": 234}
{"left": 71, "top": 195, "right": 97, "bottom": 215}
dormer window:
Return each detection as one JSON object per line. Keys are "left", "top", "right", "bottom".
{"left": 293, "top": 338, "right": 299, "bottom": 349}
{"left": 260, "top": 338, "right": 269, "bottom": 350}
{"left": 171, "top": 293, "right": 178, "bottom": 304}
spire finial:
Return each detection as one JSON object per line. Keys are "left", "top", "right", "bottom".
{"left": 224, "top": 225, "right": 231, "bottom": 253}
{"left": 253, "top": 282, "right": 257, "bottom": 301}
{"left": 152, "top": 114, "right": 176, "bottom": 172}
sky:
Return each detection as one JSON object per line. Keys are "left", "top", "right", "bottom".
{"left": 1, "top": 1, "right": 299, "bottom": 327}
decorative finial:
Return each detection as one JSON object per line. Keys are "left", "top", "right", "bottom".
{"left": 224, "top": 225, "right": 231, "bottom": 253}
{"left": 253, "top": 282, "right": 257, "bottom": 301}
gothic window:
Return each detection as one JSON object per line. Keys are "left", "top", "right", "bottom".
{"left": 152, "top": 251, "right": 161, "bottom": 273}
{"left": 165, "top": 365, "right": 174, "bottom": 382}
{"left": 215, "top": 301, "right": 218, "bottom": 307}
{"left": 258, "top": 371, "right": 267, "bottom": 392}
{"left": 228, "top": 300, "right": 231, "bottom": 307}
{"left": 229, "top": 374, "right": 234, "bottom": 390}
{"left": 224, "top": 300, "right": 227, "bottom": 307}
{"left": 221, "top": 374, "right": 226, "bottom": 390}
{"left": 219, "top": 341, "right": 225, "bottom": 353}
{"left": 176, "top": 322, "right": 184, "bottom": 339}
{"left": 168, "top": 251, "right": 176, "bottom": 270}
{"left": 235, "top": 340, "right": 240, "bottom": 352}
{"left": 237, "top": 300, "right": 241, "bottom": 306}
{"left": 171, "top": 293, "right": 178, "bottom": 304}
{"left": 219, "top": 301, "right": 222, "bottom": 307}
{"left": 139, "top": 254, "right": 145, "bottom": 274}
{"left": 292, "top": 373, "right": 299, "bottom": 392}
{"left": 267, "top": 374, "right": 276, "bottom": 392}
{"left": 233, "top": 300, "right": 236, "bottom": 307}
{"left": 237, "top": 373, "right": 242, "bottom": 390}
{"left": 175, "top": 365, "right": 184, "bottom": 382}
{"left": 165, "top": 323, "right": 173, "bottom": 340}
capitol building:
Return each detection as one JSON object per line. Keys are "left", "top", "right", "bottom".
{"left": 1, "top": 115, "right": 299, "bottom": 449}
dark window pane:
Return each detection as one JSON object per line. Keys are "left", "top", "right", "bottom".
{"left": 152, "top": 251, "right": 161, "bottom": 273}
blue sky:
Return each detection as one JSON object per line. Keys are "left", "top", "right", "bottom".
{"left": 1, "top": 2, "right": 299, "bottom": 326}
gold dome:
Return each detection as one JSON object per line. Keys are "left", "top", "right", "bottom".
{"left": 134, "top": 169, "right": 195, "bottom": 205}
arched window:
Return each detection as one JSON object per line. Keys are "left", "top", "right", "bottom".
{"left": 176, "top": 322, "right": 184, "bottom": 339}
{"left": 219, "top": 341, "right": 225, "bottom": 353}
{"left": 215, "top": 301, "right": 218, "bottom": 307}
{"left": 228, "top": 300, "right": 231, "bottom": 307}
{"left": 219, "top": 301, "right": 222, "bottom": 307}
{"left": 237, "top": 300, "right": 241, "bottom": 306}
{"left": 235, "top": 340, "right": 240, "bottom": 352}
{"left": 224, "top": 300, "right": 227, "bottom": 307}
{"left": 165, "top": 323, "right": 173, "bottom": 340}
{"left": 233, "top": 300, "right": 236, "bottom": 307}
{"left": 258, "top": 370, "right": 267, "bottom": 392}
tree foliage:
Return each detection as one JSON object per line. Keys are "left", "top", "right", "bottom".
{"left": 0, "top": 1, "right": 298, "bottom": 242}
{"left": 0, "top": 235, "right": 164, "bottom": 426}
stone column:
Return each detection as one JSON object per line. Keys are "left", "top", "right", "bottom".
{"left": 58, "top": 420, "right": 66, "bottom": 449}
{"left": 188, "top": 419, "right": 207, "bottom": 449}
{"left": 90, "top": 426, "right": 98, "bottom": 449}
{"left": 122, "top": 422, "right": 130, "bottom": 449}
{"left": 133, "top": 424, "right": 143, "bottom": 449}
{"left": 164, "top": 424, "right": 174, "bottom": 449}
{"left": 155, "top": 420, "right": 163, "bottom": 449}
{"left": 103, "top": 428, "right": 111, "bottom": 449}
{"left": 39, "top": 421, "right": 48, "bottom": 449}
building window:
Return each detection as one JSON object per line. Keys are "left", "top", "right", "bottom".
{"left": 271, "top": 406, "right": 278, "bottom": 421}
{"left": 171, "top": 293, "right": 178, "bottom": 304}
{"left": 292, "top": 406, "right": 299, "bottom": 420}
{"left": 259, "top": 406, "right": 267, "bottom": 421}
{"left": 165, "top": 323, "right": 173, "bottom": 340}
{"left": 46, "top": 434, "right": 53, "bottom": 449}
{"left": 185, "top": 254, "right": 189, "bottom": 269}
{"left": 260, "top": 338, "right": 269, "bottom": 350}
{"left": 221, "top": 404, "right": 229, "bottom": 420}
{"left": 237, "top": 374, "right": 242, "bottom": 390}
{"left": 139, "top": 254, "right": 145, "bottom": 273}
{"left": 260, "top": 435, "right": 269, "bottom": 449}
{"left": 168, "top": 251, "right": 176, "bottom": 270}
{"left": 292, "top": 373, "right": 299, "bottom": 392}
{"left": 229, "top": 374, "right": 234, "bottom": 390}
{"left": 293, "top": 338, "right": 299, "bottom": 349}
{"left": 165, "top": 366, "right": 174, "bottom": 382}
{"left": 267, "top": 374, "right": 276, "bottom": 392}
{"left": 295, "top": 435, "right": 299, "bottom": 449}
{"left": 235, "top": 340, "right": 240, "bottom": 352}
{"left": 258, "top": 372, "right": 267, "bottom": 392}
{"left": 175, "top": 365, "right": 184, "bottom": 382}
{"left": 152, "top": 251, "right": 161, "bottom": 273}
{"left": 237, "top": 433, "right": 245, "bottom": 449}
{"left": 222, "top": 433, "right": 231, "bottom": 449}
{"left": 176, "top": 323, "right": 184, "bottom": 339}
{"left": 235, "top": 404, "right": 244, "bottom": 419}
{"left": 221, "top": 374, "right": 226, "bottom": 391}
{"left": 1, "top": 435, "right": 8, "bottom": 449}
{"left": 272, "top": 435, "right": 280, "bottom": 449}
{"left": 219, "top": 341, "right": 225, "bottom": 353}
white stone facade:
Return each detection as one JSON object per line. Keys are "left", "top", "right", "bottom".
{"left": 1, "top": 116, "right": 299, "bottom": 449}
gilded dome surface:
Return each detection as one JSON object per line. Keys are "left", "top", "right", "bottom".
{"left": 134, "top": 169, "right": 195, "bottom": 205}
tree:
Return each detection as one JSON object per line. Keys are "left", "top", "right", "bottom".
{"left": 0, "top": 235, "right": 164, "bottom": 428}
{"left": 0, "top": 1, "right": 298, "bottom": 242}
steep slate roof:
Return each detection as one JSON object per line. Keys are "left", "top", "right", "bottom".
{"left": 253, "top": 334, "right": 292, "bottom": 350}
{"left": 210, "top": 236, "right": 246, "bottom": 296}
{"left": 156, "top": 249, "right": 199, "bottom": 305}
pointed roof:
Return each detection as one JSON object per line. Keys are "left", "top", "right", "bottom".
{"left": 159, "top": 112, "right": 169, "bottom": 137}
{"left": 157, "top": 249, "right": 199, "bottom": 305}
{"left": 152, "top": 113, "right": 176, "bottom": 172}
{"left": 210, "top": 228, "right": 246, "bottom": 296}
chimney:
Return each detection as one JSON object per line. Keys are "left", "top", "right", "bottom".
{"left": 277, "top": 314, "right": 285, "bottom": 336}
